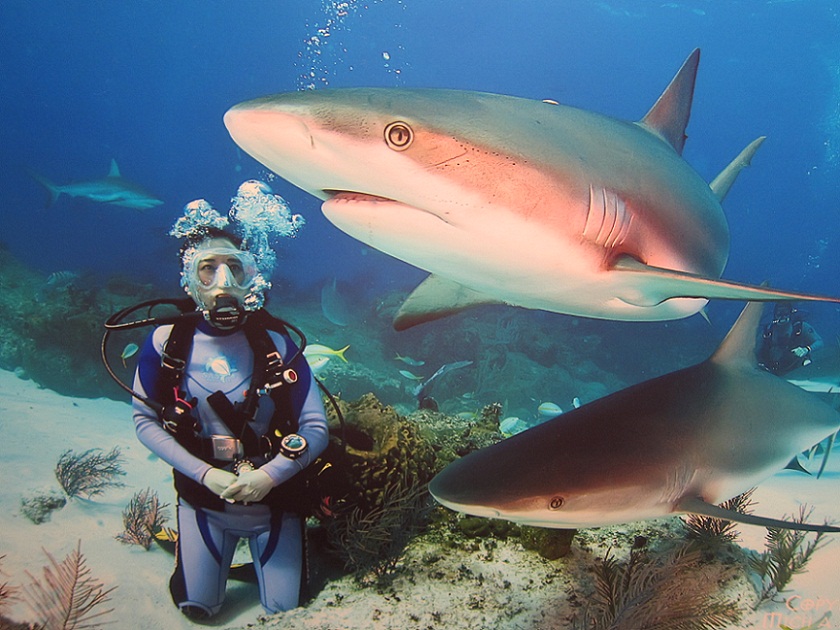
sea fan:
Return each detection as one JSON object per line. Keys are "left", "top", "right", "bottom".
{"left": 0, "top": 554, "right": 20, "bottom": 617}
{"left": 21, "top": 541, "right": 116, "bottom": 630}
{"left": 326, "top": 478, "right": 432, "bottom": 585}
{"left": 750, "top": 504, "right": 829, "bottom": 607}
{"left": 115, "top": 488, "right": 170, "bottom": 550}
{"left": 54, "top": 447, "right": 126, "bottom": 499}
{"left": 572, "top": 546, "right": 740, "bottom": 630}
{"left": 683, "top": 488, "right": 756, "bottom": 547}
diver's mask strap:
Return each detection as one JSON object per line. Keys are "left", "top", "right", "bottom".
{"left": 204, "top": 295, "right": 249, "bottom": 330}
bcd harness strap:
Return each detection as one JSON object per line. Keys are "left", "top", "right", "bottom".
{"left": 158, "top": 309, "right": 304, "bottom": 467}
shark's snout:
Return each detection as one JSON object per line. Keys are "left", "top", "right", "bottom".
{"left": 224, "top": 106, "right": 314, "bottom": 159}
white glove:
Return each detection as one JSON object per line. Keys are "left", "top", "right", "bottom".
{"left": 221, "top": 469, "right": 275, "bottom": 503}
{"left": 792, "top": 346, "right": 809, "bottom": 358}
{"left": 202, "top": 468, "right": 238, "bottom": 496}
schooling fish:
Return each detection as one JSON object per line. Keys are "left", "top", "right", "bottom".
{"left": 537, "top": 402, "right": 563, "bottom": 418}
{"left": 399, "top": 369, "right": 425, "bottom": 381}
{"left": 395, "top": 353, "right": 425, "bottom": 367}
{"left": 430, "top": 301, "right": 840, "bottom": 533}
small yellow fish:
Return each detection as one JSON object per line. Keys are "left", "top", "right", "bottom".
{"left": 306, "top": 355, "right": 331, "bottom": 375}
{"left": 121, "top": 342, "right": 139, "bottom": 368}
{"left": 304, "top": 344, "right": 350, "bottom": 362}
{"left": 155, "top": 526, "right": 179, "bottom": 543}
{"left": 399, "top": 369, "right": 424, "bottom": 381}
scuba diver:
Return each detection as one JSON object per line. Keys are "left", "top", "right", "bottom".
{"left": 126, "top": 183, "right": 327, "bottom": 619}
{"left": 757, "top": 302, "right": 823, "bottom": 376}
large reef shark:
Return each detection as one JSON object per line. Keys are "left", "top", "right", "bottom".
{"left": 28, "top": 159, "right": 163, "bottom": 210}
{"left": 429, "top": 300, "right": 840, "bottom": 533}
{"left": 224, "top": 49, "right": 840, "bottom": 329}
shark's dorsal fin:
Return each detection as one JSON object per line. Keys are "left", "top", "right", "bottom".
{"left": 677, "top": 496, "right": 840, "bottom": 533}
{"left": 709, "top": 136, "right": 766, "bottom": 202}
{"left": 394, "top": 275, "right": 503, "bottom": 331}
{"left": 639, "top": 48, "right": 699, "bottom": 155}
{"left": 709, "top": 300, "right": 764, "bottom": 369}
{"left": 108, "top": 159, "right": 121, "bottom": 178}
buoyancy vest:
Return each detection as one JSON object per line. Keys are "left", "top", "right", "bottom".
{"left": 156, "top": 309, "right": 315, "bottom": 512}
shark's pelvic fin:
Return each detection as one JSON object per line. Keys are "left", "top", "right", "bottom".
{"left": 639, "top": 48, "right": 699, "bottom": 155}
{"left": 677, "top": 496, "right": 840, "bottom": 533}
{"left": 108, "top": 159, "right": 121, "bottom": 179}
{"left": 394, "top": 275, "right": 504, "bottom": 331}
{"left": 710, "top": 136, "right": 766, "bottom": 202}
{"left": 612, "top": 256, "right": 840, "bottom": 309}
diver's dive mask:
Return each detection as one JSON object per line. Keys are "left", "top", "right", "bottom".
{"left": 181, "top": 239, "right": 265, "bottom": 327}
{"left": 191, "top": 246, "right": 258, "bottom": 293}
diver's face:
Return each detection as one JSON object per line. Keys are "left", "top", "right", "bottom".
{"left": 183, "top": 238, "right": 257, "bottom": 310}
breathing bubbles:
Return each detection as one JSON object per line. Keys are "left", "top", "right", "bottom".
{"left": 229, "top": 180, "right": 305, "bottom": 276}
{"left": 296, "top": 1, "right": 404, "bottom": 90}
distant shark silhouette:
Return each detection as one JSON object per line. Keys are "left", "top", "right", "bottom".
{"left": 28, "top": 159, "right": 163, "bottom": 210}
{"left": 429, "top": 301, "right": 840, "bottom": 533}
{"left": 224, "top": 48, "right": 840, "bottom": 329}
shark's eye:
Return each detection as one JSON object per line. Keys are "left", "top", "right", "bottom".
{"left": 384, "top": 121, "right": 413, "bottom": 151}
{"left": 549, "top": 496, "right": 565, "bottom": 510}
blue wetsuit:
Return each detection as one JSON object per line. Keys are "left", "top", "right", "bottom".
{"left": 132, "top": 319, "right": 329, "bottom": 616}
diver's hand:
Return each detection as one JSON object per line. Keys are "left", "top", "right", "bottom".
{"left": 202, "top": 468, "right": 238, "bottom": 496}
{"left": 792, "top": 346, "right": 809, "bottom": 358}
{"left": 221, "top": 469, "right": 275, "bottom": 503}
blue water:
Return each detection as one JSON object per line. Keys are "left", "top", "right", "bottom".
{"left": 0, "top": 0, "right": 838, "bottom": 358}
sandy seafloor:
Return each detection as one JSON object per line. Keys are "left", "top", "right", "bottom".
{"left": 1, "top": 366, "right": 839, "bottom": 630}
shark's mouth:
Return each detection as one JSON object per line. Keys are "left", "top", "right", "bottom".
{"left": 324, "top": 189, "right": 395, "bottom": 204}
{"left": 322, "top": 189, "right": 450, "bottom": 226}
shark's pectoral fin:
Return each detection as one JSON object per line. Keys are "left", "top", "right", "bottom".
{"left": 783, "top": 455, "right": 811, "bottom": 476}
{"left": 676, "top": 496, "right": 840, "bottom": 533}
{"left": 393, "top": 275, "right": 504, "bottom": 331}
{"left": 612, "top": 256, "right": 840, "bottom": 307}
{"left": 817, "top": 431, "right": 837, "bottom": 479}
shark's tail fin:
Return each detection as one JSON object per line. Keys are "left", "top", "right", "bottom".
{"left": 26, "top": 167, "right": 61, "bottom": 207}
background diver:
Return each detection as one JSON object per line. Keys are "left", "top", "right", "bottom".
{"left": 757, "top": 302, "right": 823, "bottom": 376}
